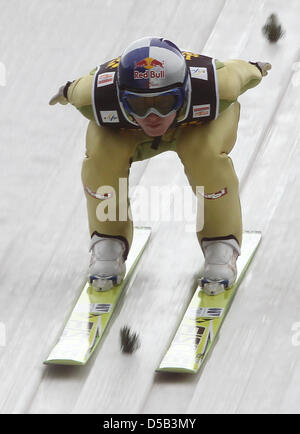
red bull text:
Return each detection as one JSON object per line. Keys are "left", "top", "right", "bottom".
{"left": 134, "top": 57, "right": 165, "bottom": 80}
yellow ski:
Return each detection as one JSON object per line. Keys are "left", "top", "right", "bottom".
{"left": 157, "top": 231, "right": 261, "bottom": 374}
{"left": 44, "top": 227, "right": 151, "bottom": 366}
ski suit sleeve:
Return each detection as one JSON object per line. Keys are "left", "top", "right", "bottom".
{"left": 66, "top": 69, "right": 96, "bottom": 120}
{"left": 216, "top": 60, "right": 262, "bottom": 104}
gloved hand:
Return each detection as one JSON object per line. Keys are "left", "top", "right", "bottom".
{"left": 49, "top": 83, "right": 71, "bottom": 105}
{"left": 257, "top": 62, "right": 272, "bottom": 76}
{"left": 250, "top": 61, "right": 272, "bottom": 77}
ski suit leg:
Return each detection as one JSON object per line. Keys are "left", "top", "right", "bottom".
{"left": 176, "top": 101, "right": 242, "bottom": 247}
{"left": 81, "top": 121, "right": 141, "bottom": 257}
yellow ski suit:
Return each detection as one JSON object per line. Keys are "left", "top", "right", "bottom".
{"left": 65, "top": 58, "right": 262, "bottom": 257}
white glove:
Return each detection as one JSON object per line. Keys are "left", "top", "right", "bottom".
{"left": 250, "top": 61, "right": 272, "bottom": 77}
{"left": 49, "top": 84, "right": 69, "bottom": 105}
{"left": 257, "top": 62, "right": 272, "bottom": 77}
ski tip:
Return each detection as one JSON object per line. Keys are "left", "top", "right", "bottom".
{"left": 43, "top": 359, "right": 86, "bottom": 366}
{"left": 156, "top": 366, "right": 197, "bottom": 374}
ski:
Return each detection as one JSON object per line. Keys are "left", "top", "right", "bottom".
{"left": 44, "top": 226, "right": 151, "bottom": 366}
{"left": 157, "top": 231, "right": 261, "bottom": 374}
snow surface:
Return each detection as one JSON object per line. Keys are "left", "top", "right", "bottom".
{"left": 0, "top": 0, "right": 300, "bottom": 414}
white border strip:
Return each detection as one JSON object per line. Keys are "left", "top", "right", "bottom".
{"left": 212, "top": 58, "right": 220, "bottom": 119}
{"left": 91, "top": 65, "right": 101, "bottom": 127}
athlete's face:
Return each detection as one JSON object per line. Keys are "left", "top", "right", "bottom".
{"left": 134, "top": 112, "right": 176, "bottom": 137}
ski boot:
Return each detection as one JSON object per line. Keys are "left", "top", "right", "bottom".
{"left": 89, "top": 235, "right": 126, "bottom": 291}
{"left": 199, "top": 238, "right": 241, "bottom": 296}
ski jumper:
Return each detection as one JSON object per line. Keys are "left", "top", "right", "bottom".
{"left": 66, "top": 52, "right": 262, "bottom": 259}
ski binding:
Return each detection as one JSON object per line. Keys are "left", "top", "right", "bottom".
{"left": 199, "top": 277, "right": 229, "bottom": 296}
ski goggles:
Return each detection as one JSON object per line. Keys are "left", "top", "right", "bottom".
{"left": 119, "top": 87, "right": 185, "bottom": 119}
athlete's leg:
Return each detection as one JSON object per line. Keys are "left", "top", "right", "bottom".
{"left": 81, "top": 121, "right": 141, "bottom": 257}
{"left": 176, "top": 102, "right": 242, "bottom": 247}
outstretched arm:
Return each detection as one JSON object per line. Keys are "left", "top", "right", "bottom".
{"left": 49, "top": 74, "right": 94, "bottom": 107}
{"left": 217, "top": 59, "right": 271, "bottom": 102}
{"left": 49, "top": 71, "right": 96, "bottom": 120}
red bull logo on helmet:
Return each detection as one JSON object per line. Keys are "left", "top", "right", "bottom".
{"left": 134, "top": 57, "right": 165, "bottom": 80}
